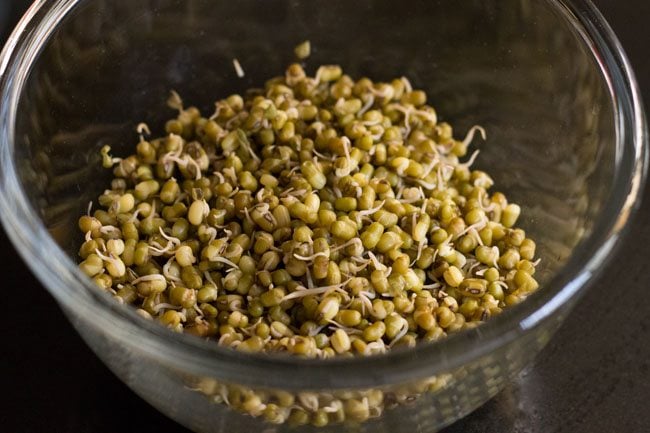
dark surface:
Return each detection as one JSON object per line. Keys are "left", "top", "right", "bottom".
{"left": 1, "top": 1, "right": 649, "bottom": 432}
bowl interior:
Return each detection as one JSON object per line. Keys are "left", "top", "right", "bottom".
{"left": 15, "top": 0, "right": 615, "bottom": 288}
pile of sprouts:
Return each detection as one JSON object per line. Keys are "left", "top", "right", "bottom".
{"left": 77, "top": 40, "right": 539, "bottom": 425}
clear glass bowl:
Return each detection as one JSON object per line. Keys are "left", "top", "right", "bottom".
{"left": 0, "top": 1, "right": 646, "bottom": 432}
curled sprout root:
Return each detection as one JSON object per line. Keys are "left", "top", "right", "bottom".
{"left": 282, "top": 279, "right": 353, "bottom": 301}
{"left": 462, "top": 125, "right": 487, "bottom": 148}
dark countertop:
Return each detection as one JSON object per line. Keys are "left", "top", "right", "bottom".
{"left": 2, "top": 1, "right": 649, "bottom": 432}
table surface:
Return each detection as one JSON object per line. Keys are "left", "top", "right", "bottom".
{"left": 2, "top": 1, "right": 649, "bottom": 432}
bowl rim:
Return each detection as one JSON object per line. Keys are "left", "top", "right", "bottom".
{"left": 0, "top": 0, "right": 646, "bottom": 390}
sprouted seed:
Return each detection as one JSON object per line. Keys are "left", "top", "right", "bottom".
{"left": 77, "top": 46, "right": 541, "bottom": 426}
{"left": 294, "top": 40, "right": 311, "bottom": 60}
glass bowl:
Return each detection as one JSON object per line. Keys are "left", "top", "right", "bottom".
{"left": 0, "top": 0, "right": 646, "bottom": 432}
